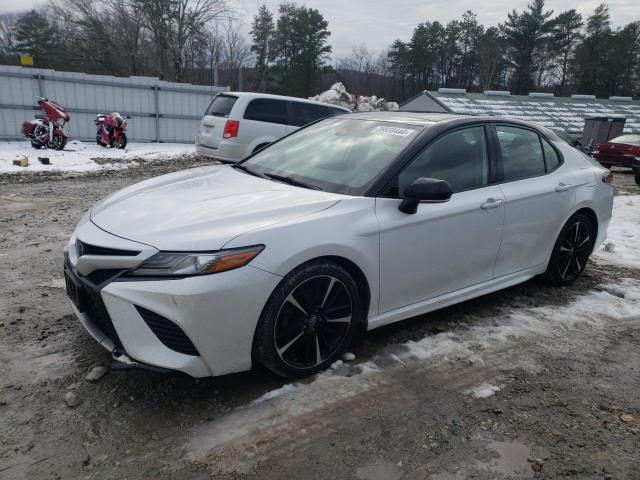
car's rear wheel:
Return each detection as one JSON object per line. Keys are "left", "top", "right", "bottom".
{"left": 544, "top": 213, "right": 595, "bottom": 286}
{"left": 253, "top": 261, "right": 362, "bottom": 378}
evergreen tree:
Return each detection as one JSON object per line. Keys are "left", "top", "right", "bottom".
{"left": 250, "top": 4, "right": 275, "bottom": 89}
{"left": 14, "top": 10, "right": 58, "bottom": 68}
{"left": 387, "top": 39, "right": 410, "bottom": 99}
{"left": 271, "top": 3, "right": 331, "bottom": 97}
{"left": 550, "top": 10, "right": 583, "bottom": 95}
{"left": 500, "top": 0, "right": 555, "bottom": 94}
{"left": 571, "top": 4, "right": 612, "bottom": 96}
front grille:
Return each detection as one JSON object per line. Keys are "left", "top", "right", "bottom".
{"left": 84, "top": 289, "right": 123, "bottom": 349}
{"left": 86, "top": 269, "right": 124, "bottom": 285}
{"left": 77, "top": 239, "right": 140, "bottom": 257}
{"left": 65, "top": 253, "right": 123, "bottom": 349}
{"left": 135, "top": 306, "right": 199, "bottom": 356}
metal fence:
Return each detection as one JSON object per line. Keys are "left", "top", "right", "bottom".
{"left": 0, "top": 65, "right": 229, "bottom": 143}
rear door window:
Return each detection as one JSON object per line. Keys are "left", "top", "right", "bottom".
{"left": 244, "top": 99, "right": 288, "bottom": 124}
{"left": 496, "top": 126, "right": 546, "bottom": 181}
{"left": 205, "top": 95, "right": 237, "bottom": 117}
{"left": 541, "top": 137, "right": 561, "bottom": 171}
{"left": 289, "top": 102, "right": 332, "bottom": 127}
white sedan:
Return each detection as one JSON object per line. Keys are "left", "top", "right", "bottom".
{"left": 64, "top": 113, "right": 614, "bottom": 378}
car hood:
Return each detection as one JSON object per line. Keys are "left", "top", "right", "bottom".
{"left": 90, "top": 165, "right": 343, "bottom": 251}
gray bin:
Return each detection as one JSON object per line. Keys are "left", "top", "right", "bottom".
{"left": 581, "top": 116, "right": 626, "bottom": 149}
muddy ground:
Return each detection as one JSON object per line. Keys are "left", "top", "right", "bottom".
{"left": 1, "top": 163, "right": 639, "bottom": 480}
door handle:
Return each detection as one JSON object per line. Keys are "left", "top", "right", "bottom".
{"left": 555, "top": 183, "right": 572, "bottom": 192}
{"left": 481, "top": 198, "right": 504, "bottom": 210}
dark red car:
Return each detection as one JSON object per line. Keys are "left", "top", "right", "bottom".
{"left": 593, "top": 134, "right": 640, "bottom": 169}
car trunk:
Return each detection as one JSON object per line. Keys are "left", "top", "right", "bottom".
{"left": 596, "top": 143, "right": 637, "bottom": 167}
{"left": 197, "top": 95, "right": 238, "bottom": 149}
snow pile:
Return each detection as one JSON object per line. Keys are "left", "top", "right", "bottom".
{"left": 594, "top": 195, "right": 640, "bottom": 269}
{"left": 310, "top": 82, "right": 399, "bottom": 113}
{"left": 0, "top": 140, "right": 195, "bottom": 174}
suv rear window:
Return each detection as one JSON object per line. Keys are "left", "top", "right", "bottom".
{"left": 244, "top": 99, "right": 288, "bottom": 124}
{"left": 205, "top": 95, "right": 237, "bottom": 117}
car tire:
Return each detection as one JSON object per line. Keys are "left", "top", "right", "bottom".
{"left": 544, "top": 213, "right": 595, "bottom": 287}
{"left": 253, "top": 260, "right": 362, "bottom": 378}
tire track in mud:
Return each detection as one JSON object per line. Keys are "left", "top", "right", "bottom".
{"left": 184, "top": 276, "right": 640, "bottom": 476}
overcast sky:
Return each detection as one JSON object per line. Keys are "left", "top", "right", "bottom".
{"left": 2, "top": 0, "right": 638, "bottom": 58}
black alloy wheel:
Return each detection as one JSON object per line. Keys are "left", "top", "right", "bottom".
{"left": 254, "top": 261, "right": 362, "bottom": 378}
{"left": 545, "top": 213, "right": 595, "bottom": 286}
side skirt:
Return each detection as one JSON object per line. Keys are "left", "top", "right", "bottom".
{"left": 367, "top": 265, "right": 545, "bottom": 331}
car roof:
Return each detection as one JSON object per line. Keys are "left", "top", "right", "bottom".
{"left": 342, "top": 111, "right": 561, "bottom": 135}
{"left": 221, "top": 92, "right": 351, "bottom": 112}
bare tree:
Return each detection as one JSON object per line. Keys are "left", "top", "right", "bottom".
{"left": 337, "top": 45, "right": 377, "bottom": 93}
{"left": 132, "top": 0, "right": 230, "bottom": 81}
{"left": 0, "top": 13, "right": 18, "bottom": 61}
{"left": 220, "top": 18, "right": 251, "bottom": 89}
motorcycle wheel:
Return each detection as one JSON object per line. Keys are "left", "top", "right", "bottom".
{"left": 56, "top": 137, "right": 68, "bottom": 151}
{"left": 31, "top": 141, "right": 43, "bottom": 149}
{"left": 112, "top": 133, "right": 127, "bottom": 149}
{"left": 48, "top": 135, "right": 67, "bottom": 151}
{"left": 96, "top": 134, "right": 104, "bottom": 146}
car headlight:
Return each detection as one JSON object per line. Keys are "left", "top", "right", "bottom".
{"left": 56, "top": 117, "right": 65, "bottom": 126}
{"left": 127, "top": 245, "right": 264, "bottom": 277}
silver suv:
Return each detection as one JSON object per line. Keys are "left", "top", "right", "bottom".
{"left": 196, "top": 92, "right": 350, "bottom": 162}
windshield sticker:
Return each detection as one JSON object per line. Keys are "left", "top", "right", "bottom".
{"left": 373, "top": 126, "right": 416, "bottom": 137}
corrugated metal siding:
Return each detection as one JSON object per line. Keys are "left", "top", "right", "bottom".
{"left": 0, "top": 65, "right": 229, "bottom": 143}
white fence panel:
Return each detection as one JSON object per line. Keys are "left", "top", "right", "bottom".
{"left": 0, "top": 66, "right": 228, "bottom": 143}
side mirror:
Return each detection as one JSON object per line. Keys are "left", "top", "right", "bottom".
{"left": 398, "top": 177, "right": 453, "bottom": 214}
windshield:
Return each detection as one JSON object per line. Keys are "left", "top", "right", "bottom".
{"left": 205, "top": 95, "right": 237, "bottom": 117}
{"left": 242, "top": 118, "right": 421, "bottom": 195}
{"left": 610, "top": 134, "right": 640, "bottom": 145}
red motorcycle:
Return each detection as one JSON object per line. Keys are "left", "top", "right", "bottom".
{"left": 95, "top": 112, "right": 128, "bottom": 149}
{"left": 21, "top": 97, "right": 70, "bottom": 150}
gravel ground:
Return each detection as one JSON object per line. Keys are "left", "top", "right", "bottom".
{"left": 0, "top": 162, "right": 638, "bottom": 480}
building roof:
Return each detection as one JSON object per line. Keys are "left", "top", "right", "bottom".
{"left": 400, "top": 89, "right": 640, "bottom": 134}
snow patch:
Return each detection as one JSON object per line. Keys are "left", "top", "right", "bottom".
{"left": 0, "top": 140, "right": 195, "bottom": 174}
{"left": 594, "top": 196, "right": 640, "bottom": 269}
{"left": 187, "top": 279, "right": 640, "bottom": 472}
{"left": 342, "top": 352, "right": 356, "bottom": 361}
{"left": 465, "top": 382, "right": 501, "bottom": 399}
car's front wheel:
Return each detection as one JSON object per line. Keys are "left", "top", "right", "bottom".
{"left": 253, "top": 261, "right": 362, "bottom": 378}
{"left": 544, "top": 213, "right": 595, "bottom": 286}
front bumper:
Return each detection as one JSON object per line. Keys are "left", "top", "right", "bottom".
{"left": 65, "top": 220, "right": 282, "bottom": 377}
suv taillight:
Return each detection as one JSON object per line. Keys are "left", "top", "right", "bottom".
{"left": 223, "top": 120, "right": 239, "bottom": 139}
